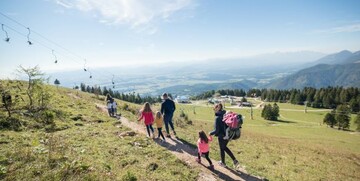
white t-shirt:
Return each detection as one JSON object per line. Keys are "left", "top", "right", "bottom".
{"left": 107, "top": 102, "right": 112, "bottom": 109}
{"left": 112, "top": 101, "right": 117, "bottom": 108}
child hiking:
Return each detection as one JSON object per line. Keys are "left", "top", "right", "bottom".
{"left": 154, "top": 111, "right": 166, "bottom": 141}
{"left": 107, "top": 100, "right": 113, "bottom": 117}
{"left": 196, "top": 131, "right": 214, "bottom": 170}
{"left": 112, "top": 100, "right": 118, "bottom": 117}
{"left": 138, "top": 102, "right": 155, "bottom": 138}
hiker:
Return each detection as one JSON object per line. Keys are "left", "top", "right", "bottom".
{"left": 196, "top": 130, "right": 214, "bottom": 170}
{"left": 105, "top": 94, "right": 114, "bottom": 117}
{"left": 112, "top": 100, "right": 118, "bottom": 116}
{"left": 160, "top": 93, "right": 176, "bottom": 138}
{"left": 138, "top": 102, "right": 155, "bottom": 138}
{"left": 154, "top": 111, "right": 166, "bottom": 141}
{"left": 107, "top": 100, "right": 113, "bottom": 117}
{"left": 209, "top": 103, "right": 239, "bottom": 168}
{"left": 106, "top": 93, "right": 113, "bottom": 102}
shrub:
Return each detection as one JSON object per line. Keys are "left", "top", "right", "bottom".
{"left": 122, "top": 171, "right": 137, "bottom": 181}
{"left": 0, "top": 117, "right": 22, "bottom": 131}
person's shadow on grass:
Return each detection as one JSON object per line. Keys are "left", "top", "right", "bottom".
{"left": 153, "top": 137, "right": 265, "bottom": 181}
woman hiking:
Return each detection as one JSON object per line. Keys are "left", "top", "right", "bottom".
{"left": 209, "top": 103, "right": 239, "bottom": 168}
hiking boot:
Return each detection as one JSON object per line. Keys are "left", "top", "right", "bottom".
{"left": 195, "top": 158, "right": 201, "bottom": 163}
{"left": 208, "top": 164, "right": 214, "bottom": 170}
{"left": 233, "top": 160, "right": 239, "bottom": 168}
{"left": 218, "top": 161, "right": 227, "bottom": 168}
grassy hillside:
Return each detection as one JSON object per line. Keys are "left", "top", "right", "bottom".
{"left": 1, "top": 80, "right": 359, "bottom": 181}
{"left": 170, "top": 100, "right": 360, "bottom": 180}
{"left": 0, "top": 81, "right": 198, "bottom": 181}
{"left": 270, "top": 63, "right": 360, "bottom": 89}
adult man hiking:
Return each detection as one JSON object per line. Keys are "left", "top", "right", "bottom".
{"left": 161, "top": 93, "right": 176, "bottom": 138}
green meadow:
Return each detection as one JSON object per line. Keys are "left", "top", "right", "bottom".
{"left": 0, "top": 82, "right": 359, "bottom": 181}
{"left": 171, "top": 99, "right": 360, "bottom": 181}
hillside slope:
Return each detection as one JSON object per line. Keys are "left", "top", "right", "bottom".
{"left": 0, "top": 83, "right": 199, "bottom": 180}
{"left": 269, "top": 63, "right": 360, "bottom": 89}
{"left": 269, "top": 50, "right": 360, "bottom": 89}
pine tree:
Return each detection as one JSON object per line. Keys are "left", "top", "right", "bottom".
{"left": 272, "top": 103, "right": 280, "bottom": 120}
{"left": 260, "top": 103, "right": 280, "bottom": 121}
{"left": 349, "top": 98, "right": 360, "bottom": 113}
{"left": 335, "top": 104, "right": 351, "bottom": 130}
{"left": 355, "top": 112, "right": 360, "bottom": 131}
{"left": 323, "top": 112, "right": 336, "bottom": 128}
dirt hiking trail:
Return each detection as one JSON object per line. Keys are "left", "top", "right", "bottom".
{"left": 96, "top": 103, "right": 264, "bottom": 181}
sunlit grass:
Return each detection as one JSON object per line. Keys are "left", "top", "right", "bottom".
{"left": 0, "top": 84, "right": 198, "bottom": 181}
{"left": 172, "top": 101, "right": 360, "bottom": 181}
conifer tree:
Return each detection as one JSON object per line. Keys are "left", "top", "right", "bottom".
{"left": 336, "top": 105, "right": 351, "bottom": 130}
{"left": 323, "top": 111, "right": 336, "bottom": 128}
{"left": 355, "top": 112, "right": 360, "bottom": 131}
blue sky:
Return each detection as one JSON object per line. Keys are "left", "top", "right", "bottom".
{"left": 0, "top": 0, "right": 360, "bottom": 78}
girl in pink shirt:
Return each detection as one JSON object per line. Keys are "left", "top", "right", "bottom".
{"left": 138, "top": 102, "right": 155, "bottom": 138}
{"left": 196, "top": 130, "right": 214, "bottom": 170}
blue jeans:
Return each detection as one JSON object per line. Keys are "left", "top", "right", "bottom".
{"left": 163, "top": 113, "right": 175, "bottom": 134}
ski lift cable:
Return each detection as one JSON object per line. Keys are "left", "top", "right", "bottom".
{"left": 1, "top": 25, "right": 88, "bottom": 73}
{"left": 0, "top": 11, "right": 118, "bottom": 77}
{"left": 0, "top": 13, "right": 117, "bottom": 81}
{"left": 1, "top": 23, "right": 105, "bottom": 80}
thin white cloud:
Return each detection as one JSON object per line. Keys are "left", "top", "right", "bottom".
{"left": 55, "top": 0, "right": 195, "bottom": 33}
{"left": 56, "top": 0, "right": 73, "bottom": 8}
{"left": 314, "top": 23, "right": 360, "bottom": 34}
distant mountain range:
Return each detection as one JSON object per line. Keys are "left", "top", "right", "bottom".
{"left": 48, "top": 50, "right": 360, "bottom": 95}
{"left": 269, "top": 50, "right": 360, "bottom": 89}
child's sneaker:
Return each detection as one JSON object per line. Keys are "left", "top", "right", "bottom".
{"left": 208, "top": 164, "right": 214, "bottom": 170}
{"left": 173, "top": 131, "right": 177, "bottom": 136}
{"left": 166, "top": 134, "right": 171, "bottom": 138}
{"left": 218, "top": 161, "right": 227, "bottom": 168}
{"left": 195, "top": 158, "right": 201, "bottom": 163}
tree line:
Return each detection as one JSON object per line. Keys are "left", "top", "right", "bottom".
{"left": 260, "top": 87, "right": 360, "bottom": 113}
{"left": 77, "top": 83, "right": 164, "bottom": 104}
{"left": 193, "top": 87, "right": 360, "bottom": 113}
